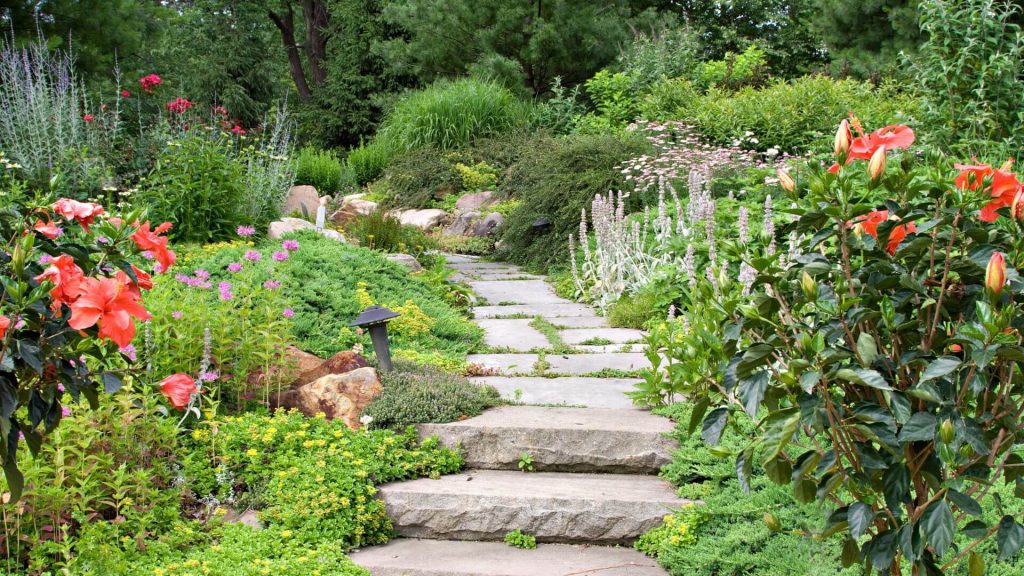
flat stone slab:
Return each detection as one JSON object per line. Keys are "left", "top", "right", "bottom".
{"left": 418, "top": 406, "right": 675, "bottom": 473}
{"left": 560, "top": 328, "right": 645, "bottom": 345}
{"left": 574, "top": 344, "right": 642, "bottom": 354}
{"left": 477, "top": 319, "right": 550, "bottom": 352}
{"left": 468, "top": 354, "right": 540, "bottom": 375}
{"left": 444, "top": 254, "right": 480, "bottom": 264}
{"left": 472, "top": 272, "right": 544, "bottom": 281}
{"left": 548, "top": 316, "right": 611, "bottom": 329}
{"left": 546, "top": 353, "right": 651, "bottom": 375}
{"left": 450, "top": 262, "right": 520, "bottom": 272}
{"left": 470, "top": 280, "right": 566, "bottom": 305}
{"left": 470, "top": 377, "right": 641, "bottom": 409}
{"left": 474, "top": 303, "right": 598, "bottom": 319}
{"left": 378, "top": 469, "right": 690, "bottom": 544}
{"left": 350, "top": 539, "right": 666, "bottom": 576}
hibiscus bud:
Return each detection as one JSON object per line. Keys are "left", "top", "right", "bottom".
{"left": 764, "top": 512, "right": 781, "bottom": 531}
{"left": 777, "top": 169, "right": 795, "bottom": 193}
{"left": 834, "top": 119, "right": 851, "bottom": 159}
{"left": 939, "top": 419, "right": 955, "bottom": 444}
{"left": 801, "top": 271, "right": 818, "bottom": 301}
{"left": 868, "top": 146, "right": 887, "bottom": 181}
{"left": 986, "top": 251, "right": 1006, "bottom": 296}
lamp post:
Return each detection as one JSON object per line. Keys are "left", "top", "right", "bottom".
{"left": 350, "top": 305, "right": 400, "bottom": 371}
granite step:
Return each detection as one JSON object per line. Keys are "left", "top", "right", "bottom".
{"left": 417, "top": 406, "right": 674, "bottom": 474}
{"left": 350, "top": 538, "right": 666, "bottom": 576}
{"left": 377, "top": 469, "right": 690, "bottom": 544}
{"left": 469, "top": 376, "right": 641, "bottom": 410}
{"left": 468, "top": 280, "right": 566, "bottom": 305}
{"left": 473, "top": 303, "right": 597, "bottom": 319}
{"left": 468, "top": 353, "right": 651, "bottom": 376}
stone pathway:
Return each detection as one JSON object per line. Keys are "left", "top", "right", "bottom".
{"left": 351, "top": 255, "right": 684, "bottom": 575}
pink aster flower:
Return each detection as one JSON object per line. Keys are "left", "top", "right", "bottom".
{"left": 244, "top": 250, "right": 261, "bottom": 262}
{"left": 282, "top": 308, "right": 295, "bottom": 318}
{"left": 172, "top": 311, "right": 183, "bottom": 320}
{"left": 263, "top": 280, "right": 281, "bottom": 290}
{"left": 272, "top": 251, "right": 288, "bottom": 262}
{"left": 119, "top": 344, "right": 138, "bottom": 362}
{"left": 228, "top": 262, "right": 243, "bottom": 273}
{"left": 237, "top": 225, "right": 256, "bottom": 237}
{"left": 282, "top": 239, "right": 299, "bottom": 251}
{"left": 194, "top": 269, "right": 210, "bottom": 280}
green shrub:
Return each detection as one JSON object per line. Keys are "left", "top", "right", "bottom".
{"left": 607, "top": 289, "right": 660, "bottom": 329}
{"left": 695, "top": 45, "right": 767, "bottom": 91}
{"left": 139, "top": 133, "right": 247, "bottom": 242}
{"left": 347, "top": 139, "right": 396, "bottom": 185}
{"left": 638, "top": 77, "right": 701, "bottom": 121}
{"left": 189, "top": 232, "right": 482, "bottom": 363}
{"left": 376, "top": 78, "right": 533, "bottom": 152}
{"left": 455, "top": 161, "right": 499, "bottom": 191}
{"left": 584, "top": 70, "right": 640, "bottom": 129}
{"left": 432, "top": 234, "right": 495, "bottom": 256}
{"left": 676, "top": 76, "right": 919, "bottom": 154}
{"left": 345, "top": 210, "right": 434, "bottom": 255}
{"left": 379, "top": 147, "right": 460, "bottom": 208}
{"left": 365, "top": 361, "right": 502, "bottom": 429}
{"left": 295, "top": 146, "right": 343, "bottom": 193}
{"left": 495, "top": 133, "right": 648, "bottom": 272}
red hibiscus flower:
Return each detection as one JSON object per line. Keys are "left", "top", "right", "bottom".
{"left": 848, "top": 125, "right": 916, "bottom": 161}
{"left": 0, "top": 315, "right": 10, "bottom": 340}
{"left": 68, "top": 276, "right": 152, "bottom": 348}
{"left": 159, "top": 373, "right": 197, "bottom": 410}
{"left": 130, "top": 221, "right": 176, "bottom": 273}
{"left": 954, "top": 161, "right": 1022, "bottom": 222}
{"left": 850, "top": 210, "right": 916, "bottom": 255}
{"left": 52, "top": 198, "right": 105, "bottom": 233}
{"left": 116, "top": 265, "right": 154, "bottom": 297}
{"left": 35, "top": 255, "right": 85, "bottom": 312}
{"left": 33, "top": 219, "right": 63, "bottom": 239}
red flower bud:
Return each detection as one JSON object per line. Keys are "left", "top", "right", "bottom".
{"left": 986, "top": 251, "right": 1006, "bottom": 296}
{"left": 834, "top": 119, "right": 851, "bottom": 159}
{"left": 777, "top": 169, "right": 795, "bottom": 193}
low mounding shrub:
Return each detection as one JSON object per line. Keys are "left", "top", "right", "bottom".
{"left": 379, "top": 147, "right": 460, "bottom": 208}
{"left": 345, "top": 210, "right": 434, "bottom": 255}
{"left": 140, "top": 133, "right": 247, "bottom": 242}
{"left": 347, "top": 139, "right": 396, "bottom": 185}
{"left": 675, "top": 76, "right": 919, "bottom": 154}
{"left": 365, "top": 361, "right": 501, "bottom": 429}
{"left": 295, "top": 146, "right": 343, "bottom": 193}
{"left": 495, "top": 133, "right": 648, "bottom": 272}
{"left": 607, "top": 289, "right": 660, "bottom": 329}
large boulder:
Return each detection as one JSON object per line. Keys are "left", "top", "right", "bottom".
{"left": 293, "top": 351, "right": 370, "bottom": 387}
{"left": 471, "top": 212, "right": 505, "bottom": 237}
{"left": 455, "top": 191, "right": 495, "bottom": 212}
{"left": 291, "top": 367, "right": 382, "bottom": 429}
{"left": 283, "top": 185, "right": 320, "bottom": 217}
{"left": 268, "top": 218, "right": 346, "bottom": 242}
{"left": 398, "top": 209, "right": 449, "bottom": 231}
{"left": 331, "top": 198, "right": 379, "bottom": 226}
{"left": 445, "top": 211, "right": 481, "bottom": 236}
{"left": 387, "top": 253, "right": 423, "bottom": 272}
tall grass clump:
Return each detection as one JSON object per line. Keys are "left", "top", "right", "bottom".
{"left": 348, "top": 78, "right": 532, "bottom": 184}
{"left": 0, "top": 34, "right": 102, "bottom": 192}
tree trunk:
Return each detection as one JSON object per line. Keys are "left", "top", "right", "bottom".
{"left": 269, "top": 3, "right": 313, "bottom": 102}
{"left": 301, "top": 0, "right": 329, "bottom": 88}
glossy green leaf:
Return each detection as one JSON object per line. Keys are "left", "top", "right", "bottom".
{"left": 919, "top": 356, "right": 962, "bottom": 383}
{"left": 836, "top": 367, "right": 892, "bottom": 390}
{"left": 898, "top": 412, "right": 937, "bottom": 443}
{"left": 849, "top": 501, "right": 874, "bottom": 540}
{"left": 921, "top": 500, "right": 954, "bottom": 557}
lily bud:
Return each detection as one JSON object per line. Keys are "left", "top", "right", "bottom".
{"left": 801, "top": 271, "right": 818, "bottom": 301}
{"left": 939, "top": 419, "right": 955, "bottom": 444}
{"left": 868, "top": 146, "right": 887, "bottom": 181}
{"left": 777, "top": 168, "right": 795, "bottom": 193}
{"left": 986, "top": 251, "right": 1006, "bottom": 296}
{"left": 834, "top": 119, "right": 852, "bottom": 159}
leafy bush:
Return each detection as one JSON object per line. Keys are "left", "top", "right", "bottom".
{"left": 295, "top": 146, "right": 343, "bottom": 193}
{"left": 140, "top": 133, "right": 247, "bottom": 242}
{"left": 618, "top": 26, "right": 700, "bottom": 91}
{"left": 347, "top": 139, "right": 396, "bottom": 186}
{"left": 583, "top": 70, "right": 640, "bottom": 130}
{"left": 675, "top": 76, "right": 919, "bottom": 154}
{"left": 345, "top": 210, "right": 434, "bottom": 255}
{"left": 455, "top": 161, "right": 499, "bottom": 191}
{"left": 696, "top": 45, "right": 767, "bottom": 91}
{"left": 0, "top": 391, "right": 180, "bottom": 573}
{"left": 607, "top": 289, "right": 660, "bottom": 329}
{"left": 911, "top": 0, "right": 1024, "bottom": 160}
{"left": 237, "top": 105, "right": 296, "bottom": 233}
{"left": 685, "top": 120, "right": 1024, "bottom": 572}
{"left": 189, "top": 232, "right": 482, "bottom": 365}
{"left": 364, "top": 361, "right": 501, "bottom": 429}
{"left": 495, "top": 133, "right": 648, "bottom": 271}
{"left": 379, "top": 147, "right": 460, "bottom": 208}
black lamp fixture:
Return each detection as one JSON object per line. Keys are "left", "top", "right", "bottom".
{"left": 531, "top": 217, "right": 552, "bottom": 235}
{"left": 350, "top": 305, "right": 400, "bottom": 371}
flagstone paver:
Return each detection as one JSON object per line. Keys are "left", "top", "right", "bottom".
{"left": 473, "top": 303, "right": 599, "bottom": 318}
{"left": 476, "top": 319, "right": 550, "bottom": 351}
{"left": 560, "top": 327, "right": 645, "bottom": 345}
{"left": 468, "top": 279, "right": 565, "bottom": 305}
{"left": 470, "top": 376, "right": 641, "bottom": 410}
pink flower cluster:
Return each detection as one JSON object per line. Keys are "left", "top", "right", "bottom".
{"left": 166, "top": 97, "right": 193, "bottom": 114}
{"left": 140, "top": 74, "right": 162, "bottom": 92}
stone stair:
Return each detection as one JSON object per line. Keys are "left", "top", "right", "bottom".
{"left": 352, "top": 255, "right": 682, "bottom": 576}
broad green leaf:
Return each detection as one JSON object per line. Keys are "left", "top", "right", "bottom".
{"left": 738, "top": 371, "right": 769, "bottom": 419}
{"left": 799, "top": 370, "right": 820, "bottom": 394}
{"left": 841, "top": 537, "right": 860, "bottom": 568}
{"left": 997, "top": 516, "right": 1024, "bottom": 561}
{"left": 701, "top": 407, "right": 728, "bottom": 446}
{"left": 921, "top": 500, "right": 954, "bottom": 557}
{"left": 948, "top": 489, "right": 982, "bottom": 517}
{"left": 836, "top": 368, "right": 893, "bottom": 390}
{"left": 849, "top": 502, "right": 875, "bottom": 540}
{"left": 907, "top": 381, "right": 944, "bottom": 403}
{"left": 898, "top": 412, "right": 937, "bottom": 443}
{"left": 762, "top": 409, "right": 800, "bottom": 462}
{"left": 857, "top": 332, "right": 878, "bottom": 366}
{"left": 919, "top": 356, "right": 962, "bottom": 383}
{"left": 869, "top": 529, "right": 899, "bottom": 571}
